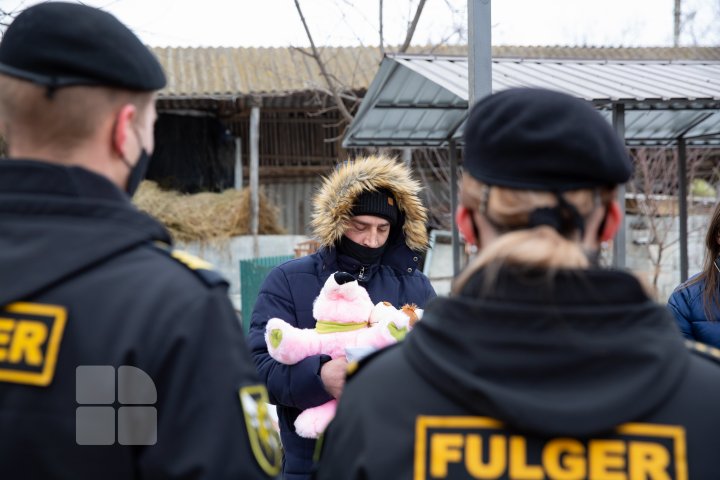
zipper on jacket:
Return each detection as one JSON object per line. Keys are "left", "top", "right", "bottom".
{"left": 358, "top": 266, "right": 366, "bottom": 280}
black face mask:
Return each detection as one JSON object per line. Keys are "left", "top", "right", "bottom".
{"left": 125, "top": 148, "right": 150, "bottom": 196}
{"left": 339, "top": 236, "right": 387, "bottom": 265}
{"left": 120, "top": 127, "right": 151, "bottom": 197}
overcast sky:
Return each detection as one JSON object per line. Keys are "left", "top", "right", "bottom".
{"left": 3, "top": 0, "right": 719, "bottom": 47}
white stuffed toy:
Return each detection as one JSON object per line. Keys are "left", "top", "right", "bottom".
{"left": 265, "top": 271, "right": 413, "bottom": 438}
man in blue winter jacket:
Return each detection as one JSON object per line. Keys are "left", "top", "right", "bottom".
{"left": 248, "top": 155, "right": 436, "bottom": 479}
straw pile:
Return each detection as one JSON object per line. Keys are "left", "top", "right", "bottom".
{"left": 133, "top": 181, "right": 286, "bottom": 243}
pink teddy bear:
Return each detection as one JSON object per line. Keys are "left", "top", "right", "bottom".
{"left": 265, "top": 271, "right": 411, "bottom": 438}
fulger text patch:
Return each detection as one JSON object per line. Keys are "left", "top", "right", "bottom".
{"left": 0, "top": 303, "right": 67, "bottom": 386}
{"left": 414, "top": 416, "right": 687, "bottom": 480}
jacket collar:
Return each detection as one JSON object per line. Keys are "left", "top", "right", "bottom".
{"left": 0, "top": 158, "right": 128, "bottom": 202}
{"left": 0, "top": 159, "right": 171, "bottom": 306}
{"left": 335, "top": 251, "right": 381, "bottom": 283}
{"left": 405, "top": 267, "right": 688, "bottom": 437}
{"left": 318, "top": 244, "right": 420, "bottom": 281}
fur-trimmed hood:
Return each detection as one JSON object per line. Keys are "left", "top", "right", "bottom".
{"left": 311, "top": 155, "right": 429, "bottom": 251}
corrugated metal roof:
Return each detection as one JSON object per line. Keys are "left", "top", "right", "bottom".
{"left": 153, "top": 46, "right": 381, "bottom": 97}
{"left": 153, "top": 46, "right": 720, "bottom": 98}
{"left": 344, "top": 55, "right": 720, "bottom": 147}
{"left": 490, "top": 45, "right": 720, "bottom": 61}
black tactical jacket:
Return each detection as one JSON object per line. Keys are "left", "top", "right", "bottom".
{"left": 0, "top": 160, "right": 280, "bottom": 479}
{"left": 317, "top": 267, "right": 720, "bottom": 479}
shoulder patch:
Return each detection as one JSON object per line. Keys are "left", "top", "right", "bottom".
{"left": 685, "top": 339, "right": 720, "bottom": 365}
{"left": 346, "top": 360, "right": 360, "bottom": 377}
{"left": 170, "top": 249, "right": 214, "bottom": 271}
{"left": 152, "top": 242, "right": 227, "bottom": 287}
{"left": 0, "top": 302, "right": 67, "bottom": 387}
{"left": 239, "top": 385, "right": 282, "bottom": 476}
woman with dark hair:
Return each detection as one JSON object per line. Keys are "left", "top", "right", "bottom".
{"left": 667, "top": 202, "right": 720, "bottom": 347}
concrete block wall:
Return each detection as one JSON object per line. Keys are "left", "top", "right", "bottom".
{"left": 177, "top": 235, "right": 308, "bottom": 310}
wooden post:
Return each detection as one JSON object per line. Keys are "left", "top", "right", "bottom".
{"left": 612, "top": 103, "right": 626, "bottom": 268}
{"left": 250, "top": 104, "right": 260, "bottom": 258}
{"left": 678, "top": 137, "right": 689, "bottom": 282}
{"left": 403, "top": 148, "right": 412, "bottom": 165}
{"left": 234, "top": 137, "right": 243, "bottom": 190}
{"left": 450, "top": 140, "right": 460, "bottom": 276}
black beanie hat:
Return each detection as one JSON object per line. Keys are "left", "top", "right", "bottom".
{"left": 463, "top": 88, "right": 632, "bottom": 191}
{"left": 0, "top": 2, "right": 166, "bottom": 92}
{"left": 352, "top": 188, "right": 399, "bottom": 226}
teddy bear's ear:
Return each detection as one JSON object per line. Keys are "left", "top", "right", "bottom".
{"left": 401, "top": 303, "right": 420, "bottom": 327}
{"left": 369, "top": 301, "right": 395, "bottom": 326}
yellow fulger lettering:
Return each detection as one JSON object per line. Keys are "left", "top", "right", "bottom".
{"left": 0, "top": 318, "right": 48, "bottom": 365}
{"left": 509, "top": 436, "right": 543, "bottom": 479}
{"left": 423, "top": 432, "right": 676, "bottom": 480}
{"left": 0, "top": 303, "right": 67, "bottom": 387}
{"left": 0, "top": 319, "right": 13, "bottom": 361}
{"left": 10, "top": 321, "right": 47, "bottom": 365}
{"left": 628, "top": 442, "right": 671, "bottom": 480}
{"left": 430, "top": 433, "right": 463, "bottom": 478}
{"left": 543, "top": 439, "right": 586, "bottom": 480}
{"left": 589, "top": 440, "right": 627, "bottom": 480}
{"left": 465, "top": 434, "right": 506, "bottom": 478}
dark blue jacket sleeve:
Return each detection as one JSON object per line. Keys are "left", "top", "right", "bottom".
{"left": 248, "top": 267, "right": 333, "bottom": 410}
{"left": 667, "top": 288, "right": 695, "bottom": 340}
{"left": 421, "top": 273, "right": 437, "bottom": 304}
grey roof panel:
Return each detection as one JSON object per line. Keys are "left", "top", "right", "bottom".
{"left": 344, "top": 55, "right": 720, "bottom": 147}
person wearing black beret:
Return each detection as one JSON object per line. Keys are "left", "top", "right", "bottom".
{"left": 316, "top": 88, "right": 720, "bottom": 479}
{"left": 0, "top": 3, "right": 279, "bottom": 479}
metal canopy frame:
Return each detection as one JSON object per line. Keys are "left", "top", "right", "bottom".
{"left": 345, "top": 55, "right": 720, "bottom": 149}
{"left": 344, "top": 55, "right": 720, "bottom": 278}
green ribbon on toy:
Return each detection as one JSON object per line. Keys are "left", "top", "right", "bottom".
{"left": 315, "top": 320, "right": 368, "bottom": 334}
{"left": 388, "top": 323, "right": 408, "bottom": 341}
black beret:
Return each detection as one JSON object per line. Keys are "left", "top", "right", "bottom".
{"left": 0, "top": 2, "right": 166, "bottom": 91}
{"left": 463, "top": 88, "right": 632, "bottom": 191}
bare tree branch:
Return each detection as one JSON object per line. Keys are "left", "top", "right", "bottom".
{"left": 629, "top": 146, "right": 716, "bottom": 296}
{"left": 0, "top": 5, "right": 20, "bottom": 34}
{"left": 292, "top": 1, "right": 461, "bottom": 144}
{"left": 427, "top": 25, "right": 465, "bottom": 54}
{"left": 294, "top": 0, "right": 354, "bottom": 123}
{"left": 416, "top": 149, "right": 452, "bottom": 229}
{"left": 290, "top": 46, "right": 315, "bottom": 59}
{"left": 399, "top": 0, "right": 427, "bottom": 53}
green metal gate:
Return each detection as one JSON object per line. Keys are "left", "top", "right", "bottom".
{"left": 239, "top": 255, "right": 293, "bottom": 334}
